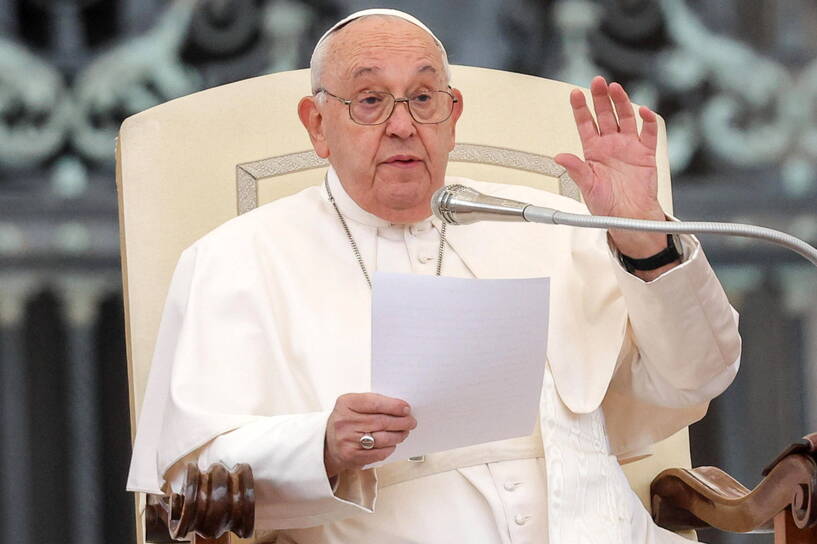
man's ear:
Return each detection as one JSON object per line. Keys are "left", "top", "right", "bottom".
{"left": 447, "top": 88, "right": 464, "bottom": 152}
{"left": 298, "top": 96, "right": 330, "bottom": 158}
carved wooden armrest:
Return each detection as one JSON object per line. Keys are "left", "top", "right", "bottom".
{"left": 145, "top": 463, "right": 255, "bottom": 543}
{"left": 650, "top": 432, "right": 817, "bottom": 541}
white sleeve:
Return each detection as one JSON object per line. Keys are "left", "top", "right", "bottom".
{"left": 129, "top": 242, "right": 378, "bottom": 531}
{"left": 607, "top": 234, "right": 742, "bottom": 408}
{"left": 164, "top": 414, "right": 377, "bottom": 530}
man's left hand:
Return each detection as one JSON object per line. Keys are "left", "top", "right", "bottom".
{"left": 554, "top": 76, "right": 677, "bottom": 273}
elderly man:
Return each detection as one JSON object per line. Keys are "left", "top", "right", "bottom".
{"left": 127, "top": 8, "right": 740, "bottom": 544}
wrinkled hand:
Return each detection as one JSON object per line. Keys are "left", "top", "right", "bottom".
{"left": 554, "top": 76, "right": 671, "bottom": 263}
{"left": 324, "top": 393, "right": 417, "bottom": 479}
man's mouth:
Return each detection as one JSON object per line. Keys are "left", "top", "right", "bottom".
{"left": 383, "top": 155, "right": 423, "bottom": 168}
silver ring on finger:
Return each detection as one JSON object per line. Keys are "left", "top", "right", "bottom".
{"left": 359, "top": 433, "right": 376, "bottom": 450}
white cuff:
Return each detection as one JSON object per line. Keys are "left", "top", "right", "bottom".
{"left": 195, "top": 411, "right": 377, "bottom": 529}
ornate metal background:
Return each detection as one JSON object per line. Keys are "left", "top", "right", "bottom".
{"left": 1, "top": 1, "right": 814, "bottom": 543}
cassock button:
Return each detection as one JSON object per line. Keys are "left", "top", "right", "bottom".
{"left": 411, "top": 223, "right": 431, "bottom": 235}
{"left": 514, "top": 514, "right": 530, "bottom": 526}
{"left": 504, "top": 481, "right": 520, "bottom": 491}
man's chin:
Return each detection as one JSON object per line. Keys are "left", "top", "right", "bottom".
{"left": 376, "top": 173, "right": 426, "bottom": 197}
{"left": 370, "top": 186, "right": 434, "bottom": 222}
{"left": 366, "top": 170, "right": 444, "bottom": 219}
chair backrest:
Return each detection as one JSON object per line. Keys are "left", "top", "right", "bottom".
{"left": 116, "top": 66, "right": 687, "bottom": 543}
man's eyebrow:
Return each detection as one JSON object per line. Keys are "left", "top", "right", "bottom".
{"left": 418, "top": 65, "right": 437, "bottom": 74}
{"left": 352, "top": 66, "right": 380, "bottom": 79}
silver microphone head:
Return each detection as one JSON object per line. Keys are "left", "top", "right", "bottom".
{"left": 431, "top": 184, "right": 529, "bottom": 225}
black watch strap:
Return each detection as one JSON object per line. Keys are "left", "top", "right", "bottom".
{"left": 620, "top": 234, "right": 681, "bottom": 272}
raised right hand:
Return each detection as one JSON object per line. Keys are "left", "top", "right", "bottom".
{"left": 324, "top": 393, "right": 417, "bottom": 478}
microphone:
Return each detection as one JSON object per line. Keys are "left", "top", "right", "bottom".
{"left": 431, "top": 184, "right": 530, "bottom": 225}
{"left": 431, "top": 184, "right": 817, "bottom": 267}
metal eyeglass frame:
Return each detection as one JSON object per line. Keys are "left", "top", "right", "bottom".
{"left": 315, "top": 87, "right": 459, "bottom": 125}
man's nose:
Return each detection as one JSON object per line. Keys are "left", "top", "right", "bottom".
{"left": 385, "top": 100, "right": 416, "bottom": 138}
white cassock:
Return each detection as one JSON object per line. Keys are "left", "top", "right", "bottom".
{"left": 127, "top": 167, "right": 741, "bottom": 543}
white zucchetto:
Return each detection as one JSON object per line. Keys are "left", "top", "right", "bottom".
{"left": 313, "top": 8, "right": 448, "bottom": 60}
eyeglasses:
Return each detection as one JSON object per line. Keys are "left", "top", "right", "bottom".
{"left": 316, "top": 88, "right": 458, "bottom": 125}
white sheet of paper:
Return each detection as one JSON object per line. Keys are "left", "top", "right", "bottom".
{"left": 369, "top": 272, "right": 550, "bottom": 466}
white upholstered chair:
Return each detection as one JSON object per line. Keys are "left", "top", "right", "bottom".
{"left": 117, "top": 65, "right": 692, "bottom": 543}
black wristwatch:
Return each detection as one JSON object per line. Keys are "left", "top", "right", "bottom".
{"left": 619, "top": 234, "right": 681, "bottom": 273}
